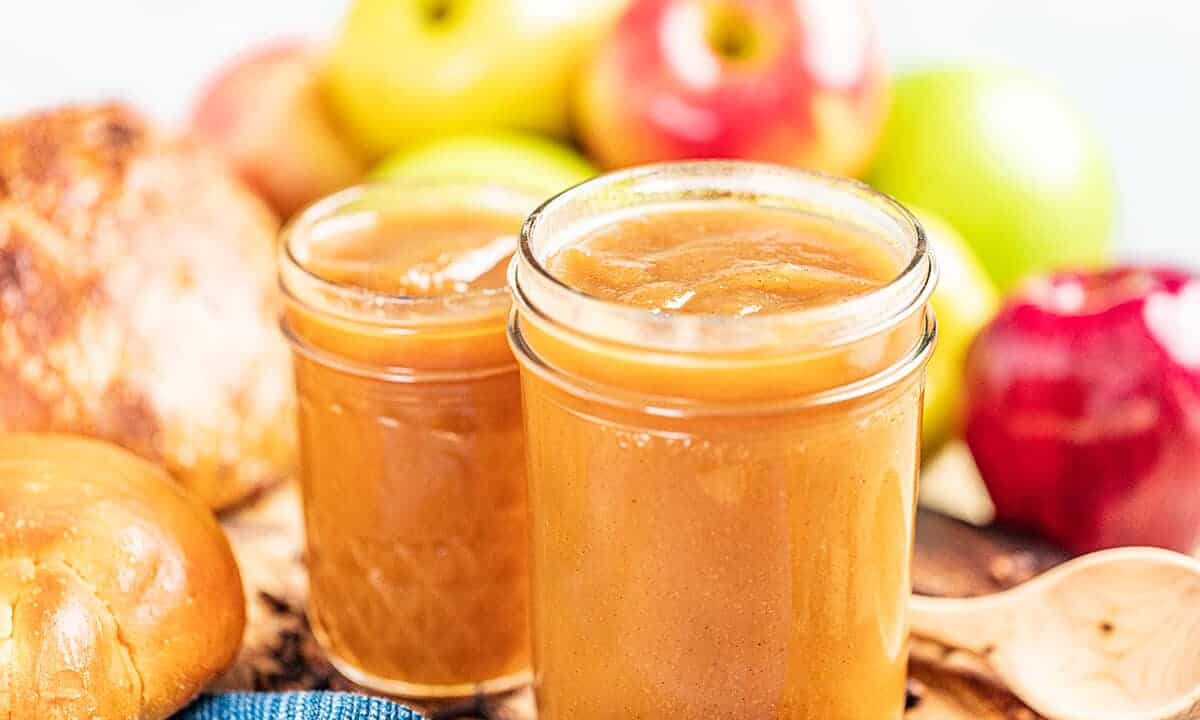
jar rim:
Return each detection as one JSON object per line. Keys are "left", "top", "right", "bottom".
{"left": 508, "top": 303, "right": 936, "bottom": 415}
{"left": 280, "top": 179, "right": 543, "bottom": 327}
{"left": 513, "top": 160, "right": 936, "bottom": 354}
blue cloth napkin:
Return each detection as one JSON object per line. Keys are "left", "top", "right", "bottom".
{"left": 177, "top": 692, "right": 424, "bottom": 720}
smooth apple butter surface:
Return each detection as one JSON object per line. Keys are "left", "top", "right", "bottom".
{"left": 510, "top": 166, "right": 934, "bottom": 720}
{"left": 281, "top": 185, "right": 532, "bottom": 697}
{"left": 306, "top": 211, "right": 515, "bottom": 297}
{"left": 546, "top": 207, "right": 896, "bottom": 314}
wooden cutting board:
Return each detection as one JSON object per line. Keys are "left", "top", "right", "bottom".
{"left": 215, "top": 445, "right": 1064, "bottom": 719}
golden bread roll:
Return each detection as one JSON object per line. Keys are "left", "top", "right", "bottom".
{"left": 0, "top": 433, "right": 246, "bottom": 719}
{"left": 0, "top": 103, "right": 294, "bottom": 510}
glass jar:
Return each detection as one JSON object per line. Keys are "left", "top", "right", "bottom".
{"left": 508, "top": 161, "right": 936, "bottom": 719}
{"left": 280, "top": 181, "right": 535, "bottom": 698}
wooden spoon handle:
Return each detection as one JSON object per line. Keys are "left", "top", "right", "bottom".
{"left": 909, "top": 593, "right": 1015, "bottom": 658}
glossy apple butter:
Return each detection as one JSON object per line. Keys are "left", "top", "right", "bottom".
{"left": 509, "top": 162, "right": 935, "bottom": 720}
{"left": 280, "top": 183, "right": 534, "bottom": 698}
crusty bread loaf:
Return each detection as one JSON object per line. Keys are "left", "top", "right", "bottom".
{"left": 0, "top": 103, "right": 295, "bottom": 510}
{"left": 0, "top": 433, "right": 246, "bottom": 719}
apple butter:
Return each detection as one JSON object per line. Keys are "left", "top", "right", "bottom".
{"left": 280, "top": 182, "right": 535, "bottom": 698}
{"left": 509, "top": 162, "right": 936, "bottom": 719}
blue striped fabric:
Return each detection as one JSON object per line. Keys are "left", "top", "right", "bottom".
{"left": 177, "top": 693, "right": 424, "bottom": 720}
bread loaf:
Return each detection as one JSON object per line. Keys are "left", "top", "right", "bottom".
{"left": 0, "top": 103, "right": 295, "bottom": 509}
{"left": 0, "top": 433, "right": 246, "bottom": 719}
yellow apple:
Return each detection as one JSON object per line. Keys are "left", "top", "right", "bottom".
{"left": 324, "top": 0, "right": 630, "bottom": 158}
{"left": 916, "top": 207, "right": 999, "bottom": 456}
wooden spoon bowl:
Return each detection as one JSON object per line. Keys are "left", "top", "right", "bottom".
{"left": 911, "top": 547, "right": 1200, "bottom": 720}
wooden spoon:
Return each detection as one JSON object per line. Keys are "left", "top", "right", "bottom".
{"left": 910, "top": 547, "right": 1200, "bottom": 720}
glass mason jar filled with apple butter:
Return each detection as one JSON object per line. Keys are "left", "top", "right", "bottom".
{"left": 509, "top": 161, "right": 936, "bottom": 719}
{"left": 279, "top": 181, "right": 536, "bottom": 698}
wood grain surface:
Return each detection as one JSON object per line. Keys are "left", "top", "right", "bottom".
{"left": 216, "top": 447, "right": 1067, "bottom": 719}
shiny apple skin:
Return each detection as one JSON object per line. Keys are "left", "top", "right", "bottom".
{"left": 191, "top": 41, "right": 365, "bottom": 217}
{"left": 324, "top": 0, "right": 630, "bottom": 158}
{"left": 965, "top": 267, "right": 1200, "bottom": 554}
{"left": 575, "top": 0, "right": 890, "bottom": 176}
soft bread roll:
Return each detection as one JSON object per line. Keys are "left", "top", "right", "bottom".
{"left": 0, "top": 103, "right": 295, "bottom": 510}
{"left": 0, "top": 433, "right": 245, "bottom": 720}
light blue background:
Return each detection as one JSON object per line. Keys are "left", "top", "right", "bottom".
{"left": 1, "top": 0, "right": 1195, "bottom": 265}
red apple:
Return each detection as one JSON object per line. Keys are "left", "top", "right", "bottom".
{"left": 191, "top": 41, "right": 365, "bottom": 217}
{"left": 574, "top": 0, "right": 890, "bottom": 176}
{"left": 965, "top": 267, "right": 1200, "bottom": 554}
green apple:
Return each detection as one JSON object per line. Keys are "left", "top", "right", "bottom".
{"left": 917, "top": 207, "right": 999, "bottom": 456}
{"left": 870, "top": 67, "right": 1115, "bottom": 291}
{"left": 324, "top": 0, "right": 630, "bottom": 158}
{"left": 371, "top": 131, "right": 596, "bottom": 200}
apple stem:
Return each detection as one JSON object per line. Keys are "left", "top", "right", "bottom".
{"left": 422, "top": 0, "right": 456, "bottom": 27}
{"left": 706, "top": 6, "right": 759, "bottom": 62}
